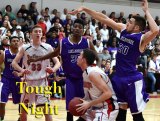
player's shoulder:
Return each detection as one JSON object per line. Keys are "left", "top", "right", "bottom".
{"left": 40, "top": 42, "right": 52, "bottom": 50}
{"left": 22, "top": 43, "right": 32, "bottom": 51}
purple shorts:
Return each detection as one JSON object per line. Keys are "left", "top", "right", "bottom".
{"left": 0, "top": 76, "right": 21, "bottom": 104}
{"left": 111, "top": 74, "right": 149, "bottom": 114}
{"left": 65, "top": 77, "right": 84, "bottom": 110}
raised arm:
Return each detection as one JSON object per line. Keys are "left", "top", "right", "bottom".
{"left": 69, "top": 6, "right": 125, "bottom": 32}
{"left": 140, "top": 0, "right": 159, "bottom": 50}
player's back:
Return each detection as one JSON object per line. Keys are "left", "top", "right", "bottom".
{"left": 83, "top": 66, "right": 118, "bottom": 108}
{"left": 61, "top": 37, "right": 89, "bottom": 79}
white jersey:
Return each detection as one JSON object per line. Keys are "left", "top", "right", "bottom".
{"left": 83, "top": 66, "right": 118, "bottom": 109}
{"left": 22, "top": 43, "right": 52, "bottom": 82}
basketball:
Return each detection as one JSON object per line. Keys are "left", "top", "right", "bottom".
{"left": 68, "top": 97, "right": 86, "bottom": 116}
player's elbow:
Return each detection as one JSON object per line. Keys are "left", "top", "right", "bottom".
{"left": 105, "top": 89, "right": 112, "bottom": 99}
{"left": 152, "top": 27, "right": 159, "bottom": 36}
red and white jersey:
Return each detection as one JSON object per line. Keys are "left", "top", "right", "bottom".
{"left": 22, "top": 43, "right": 52, "bottom": 81}
{"left": 83, "top": 66, "right": 118, "bottom": 108}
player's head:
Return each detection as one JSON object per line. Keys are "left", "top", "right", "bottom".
{"left": 72, "top": 19, "right": 84, "bottom": 37}
{"left": 31, "top": 25, "right": 43, "bottom": 42}
{"left": 10, "top": 36, "right": 19, "bottom": 49}
{"left": 77, "top": 49, "right": 99, "bottom": 68}
{"left": 126, "top": 15, "right": 146, "bottom": 33}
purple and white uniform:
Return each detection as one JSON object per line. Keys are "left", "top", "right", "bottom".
{"left": 0, "top": 49, "right": 22, "bottom": 104}
{"left": 111, "top": 29, "right": 149, "bottom": 114}
{"left": 60, "top": 37, "right": 90, "bottom": 110}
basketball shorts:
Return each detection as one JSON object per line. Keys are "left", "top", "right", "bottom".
{"left": 0, "top": 76, "right": 21, "bottom": 104}
{"left": 82, "top": 107, "right": 118, "bottom": 121}
{"left": 111, "top": 75, "right": 149, "bottom": 114}
{"left": 20, "top": 79, "right": 50, "bottom": 106}
{"left": 65, "top": 77, "right": 84, "bottom": 110}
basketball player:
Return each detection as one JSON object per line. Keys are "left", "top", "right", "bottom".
{"left": 0, "top": 36, "right": 22, "bottom": 121}
{"left": 12, "top": 25, "right": 61, "bottom": 121}
{"left": 28, "top": 19, "right": 95, "bottom": 121}
{"left": 69, "top": 0, "right": 159, "bottom": 121}
{"left": 77, "top": 49, "right": 118, "bottom": 121}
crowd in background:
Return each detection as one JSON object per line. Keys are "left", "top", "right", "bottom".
{"left": 0, "top": 2, "right": 160, "bottom": 97}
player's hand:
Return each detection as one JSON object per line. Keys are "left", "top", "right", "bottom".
{"left": 142, "top": 0, "right": 148, "bottom": 13}
{"left": 68, "top": 6, "right": 85, "bottom": 15}
{"left": 46, "top": 67, "right": 54, "bottom": 74}
{"left": 12, "top": 71, "right": 24, "bottom": 77}
{"left": 21, "top": 69, "right": 32, "bottom": 75}
{"left": 76, "top": 99, "right": 90, "bottom": 114}
{"left": 27, "top": 58, "right": 37, "bottom": 65}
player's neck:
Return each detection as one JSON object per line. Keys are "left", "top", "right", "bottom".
{"left": 10, "top": 47, "right": 18, "bottom": 54}
{"left": 32, "top": 40, "right": 41, "bottom": 47}
{"left": 70, "top": 35, "right": 81, "bottom": 44}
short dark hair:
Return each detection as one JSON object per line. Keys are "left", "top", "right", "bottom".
{"left": 10, "top": 36, "right": 19, "bottom": 43}
{"left": 132, "top": 15, "right": 146, "bottom": 31}
{"left": 83, "top": 49, "right": 99, "bottom": 66}
{"left": 74, "top": 19, "right": 85, "bottom": 28}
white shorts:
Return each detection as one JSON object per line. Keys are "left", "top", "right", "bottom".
{"left": 20, "top": 79, "right": 50, "bottom": 106}
{"left": 82, "top": 108, "right": 119, "bottom": 121}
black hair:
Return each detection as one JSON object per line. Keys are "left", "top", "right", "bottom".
{"left": 83, "top": 49, "right": 99, "bottom": 66}
{"left": 74, "top": 19, "right": 85, "bottom": 28}
{"left": 132, "top": 15, "right": 146, "bottom": 31}
{"left": 10, "top": 36, "right": 19, "bottom": 43}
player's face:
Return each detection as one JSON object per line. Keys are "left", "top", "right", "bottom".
{"left": 10, "top": 38, "right": 19, "bottom": 48}
{"left": 126, "top": 18, "right": 137, "bottom": 33}
{"left": 72, "top": 23, "right": 84, "bottom": 37}
{"left": 31, "top": 27, "right": 43, "bottom": 41}
{"left": 77, "top": 51, "right": 84, "bottom": 67}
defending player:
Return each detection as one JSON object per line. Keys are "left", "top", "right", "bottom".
{"left": 0, "top": 36, "right": 22, "bottom": 121}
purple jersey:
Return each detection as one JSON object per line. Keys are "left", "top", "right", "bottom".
{"left": 61, "top": 37, "right": 89, "bottom": 79}
{"left": 3, "top": 49, "right": 22, "bottom": 79}
{"left": 116, "top": 29, "right": 142, "bottom": 78}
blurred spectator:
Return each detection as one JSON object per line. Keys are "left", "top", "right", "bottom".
{"left": 37, "top": 17, "right": 47, "bottom": 35}
{"left": 61, "top": 8, "right": 68, "bottom": 22}
{"left": 46, "top": 31, "right": 59, "bottom": 49}
{"left": 28, "top": 2, "right": 39, "bottom": 24}
{"left": 64, "top": 23, "right": 72, "bottom": 37}
{"left": 17, "top": 4, "right": 29, "bottom": 20}
{"left": 44, "top": 15, "right": 51, "bottom": 32}
{"left": 147, "top": 52, "right": 160, "bottom": 94}
{"left": 12, "top": 25, "right": 24, "bottom": 39}
{"left": 58, "top": 27, "right": 65, "bottom": 41}
{"left": 2, "top": 5, "right": 16, "bottom": 21}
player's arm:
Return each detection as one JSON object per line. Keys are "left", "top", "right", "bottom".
{"left": 11, "top": 47, "right": 25, "bottom": 72}
{"left": 88, "top": 72, "right": 112, "bottom": 106}
{"left": 77, "top": 72, "right": 112, "bottom": 112}
{"left": 140, "top": 0, "right": 159, "bottom": 51}
{"left": 51, "top": 57, "right": 61, "bottom": 72}
{"left": 0, "top": 50, "right": 4, "bottom": 65}
{"left": 30, "top": 44, "right": 60, "bottom": 63}
{"left": 69, "top": 6, "right": 125, "bottom": 32}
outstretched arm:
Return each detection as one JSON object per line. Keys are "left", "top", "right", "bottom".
{"left": 69, "top": 6, "right": 125, "bottom": 32}
{"left": 29, "top": 44, "right": 60, "bottom": 63}
{"left": 140, "top": 0, "right": 159, "bottom": 51}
